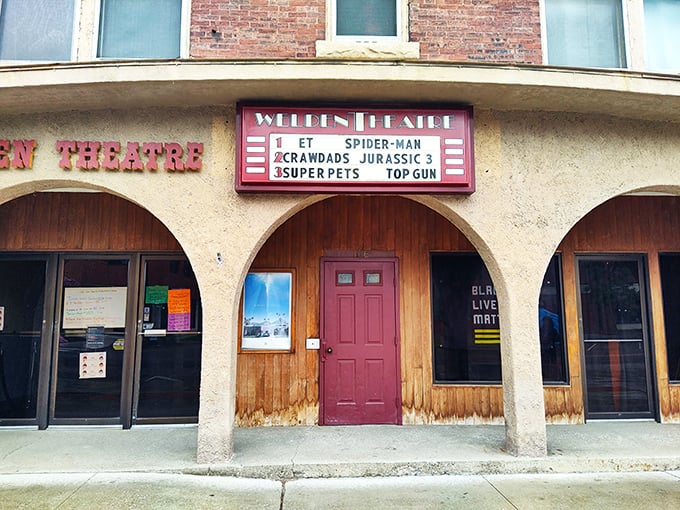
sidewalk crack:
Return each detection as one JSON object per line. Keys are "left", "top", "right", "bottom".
{"left": 54, "top": 473, "right": 97, "bottom": 509}
{"left": 0, "top": 442, "right": 32, "bottom": 462}
{"left": 279, "top": 480, "right": 287, "bottom": 510}
{"left": 482, "top": 475, "right": 519, "bottom": 510}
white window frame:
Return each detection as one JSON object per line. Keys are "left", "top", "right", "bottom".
{"left": 639, "top": 0, "right": 680, "bottom": 73}
{"left": 92, "top": 0, "right": 191, "bottom": 60}
{"left": 329, "top": 0, "right": 406, "bottom": 43}
{"left": 316, "top": 0, "right": 418, "bottom": 58}
{"left": 539, "top": 0, "right": 633, "bottom": 70}
{"left": 0, "top": 0, "right": 80, "bottom": 63}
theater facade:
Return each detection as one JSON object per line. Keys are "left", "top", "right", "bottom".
{"left": 2, "top": 1, "right": 680, "bottom": 462}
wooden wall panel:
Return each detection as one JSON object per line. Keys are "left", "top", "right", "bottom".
{"left": 557, "top": 196, "right": 680, "bottom": 422}
{"left": 544, "top": 240, "right": 584, "bottom": 424}
{"left": 0, "top": 193, "right": 182, "bottom": 252}
{"left": 238, "top": 195, "right": 680, "bottom": 427}
{"left": 235, "top": 195, "right": 502, "bottom": 427}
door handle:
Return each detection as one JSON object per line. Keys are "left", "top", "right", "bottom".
{"left": 326, "top": 347, "right": 333, "bottom": 354}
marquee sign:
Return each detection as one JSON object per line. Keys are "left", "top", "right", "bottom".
{"left": 236, "top": 104, "right": 475, "bottom": 193}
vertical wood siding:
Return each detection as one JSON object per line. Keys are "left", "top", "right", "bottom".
{"left": 240, "top": 195, "right": 680, "bottom": 426}
{"left": 557, "top": 196, "right": 680, "bottom": 423}
{"left": 237, "top": 196, "right": 504, "bottom": 426}
{"left": 0, "top": 193, "right": 182, "bottom": 252}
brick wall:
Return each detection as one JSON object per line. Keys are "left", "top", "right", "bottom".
{"left": 190, "top": 0, "right": 543, "bottom": 64}
{"left": 191, "top": 0, "right": 325, "bottom": 59}
{"left": 410, "top": 0, "right": 543, "bottom": 63}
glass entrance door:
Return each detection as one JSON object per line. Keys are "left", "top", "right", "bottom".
{"left": 50, "top": 257, "right": 137, "bottom": 425}
{"left": 133, "top": 257, "right": 202, "bottom": 423}
{"left": 0, "top": 253, "right": 201, "bottom": 428}
{"left": 0, "top": 257, "right": 54, "bottom": 426}
{"left": 577, "top": 256, "right": 655, "bottom": 419}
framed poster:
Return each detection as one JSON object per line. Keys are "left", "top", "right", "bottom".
{"left": 240, "top": 270, "right": 294, "bottom": 351}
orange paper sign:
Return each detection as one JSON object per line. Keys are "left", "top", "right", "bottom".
{"left": 168, "top": 289, "right": 191, "bottom": 314}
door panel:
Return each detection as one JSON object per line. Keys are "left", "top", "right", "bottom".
{"left": 52, "top": 258, "right": 131, "bottom": 422}
{"left": 0, "top": 259, "right": 47, "bottom": 423}
{"left": 134, "top": 257, "right": 202, "bottom": 421}
{"left": 1, "top": 253, "right": 201, "bottom": 428}
{"left": 577, "top": 256, "right": 655, "bottom": 419}
{"left": 321, "top": 259, "right": 400, "bottom": 425}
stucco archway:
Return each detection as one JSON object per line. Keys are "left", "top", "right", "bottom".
{"left": 0, "top": 184, "right": 206, "bottom": 431}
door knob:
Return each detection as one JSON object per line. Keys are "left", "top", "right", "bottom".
{"left": 326, "top": 347, "right": 333, "bottom": 354}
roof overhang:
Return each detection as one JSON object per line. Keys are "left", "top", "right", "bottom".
{"left": 2, "top": 59, "right": 680, "bottom": 122}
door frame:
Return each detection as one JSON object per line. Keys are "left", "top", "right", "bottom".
{"left": 131, "top": 254, "right": 202, "bottom": 425}
{"left": 575, "top": 253, "right": 658, "bottom": 421}
{"left": 319, "top": 256, "right": 402, "bottom": 425}
{"left": 48, "top": 253, "right": 140, "bottom": 427}
{"left": 0, "top": 253, "right": 57, "bottom": 429}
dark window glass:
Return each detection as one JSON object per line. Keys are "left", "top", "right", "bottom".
{"left": 55, "top": 259, "right": 129, "bottom": 419}
{"left": 136, "top": 258, "right": 201, "bottom": 419}
{"left": 578, "top": 258, "right": 651, "bottom": 415}
{"left": 0, "top": 260, "right": 46, "bottom": 420}
{"left": 431, "top": 253, "right": 567, "bottom": 384}
{"left": 659, "top": 254, "right": 680, "bottom": 382}
{"left": 336, "top": 0, "right": 397, "bottom": 37}
{"left": 431, "top": 254, "right": 501, "bottom": 383}
{"left": 540, "top": 256, "right": 568, "bottom": 383}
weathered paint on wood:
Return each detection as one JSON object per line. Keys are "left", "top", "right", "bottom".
{"left": 239, "top": 195, "right": 680, "bottom": 426}
{"left": 237, "top": 195, "right": 502, "bottom": 426}
{"left": 557, "top": 196, "right": 680, "bottom": 423}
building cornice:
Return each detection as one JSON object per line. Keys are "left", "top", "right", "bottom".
{"left": 1, "top": 59, "right": 680, "bottom": 122}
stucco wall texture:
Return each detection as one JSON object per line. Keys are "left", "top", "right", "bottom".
{"left": 3, "top": 105, "right": 680, "bottom": 459}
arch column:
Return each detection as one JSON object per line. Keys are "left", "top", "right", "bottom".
{"left": 195, "top": 260, "right": 242, "bottom": 464}
{"left": 497, "top": 264, "right": 547, "bottom": 457}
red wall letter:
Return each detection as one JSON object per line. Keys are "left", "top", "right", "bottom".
{"left": 75, "top": 141, "right": 101, "bottom": 170}
{"left": 0, "top": 140, "right": 9, "bottom": 169}
{"left": 56, "top": 140, "right": 77, "bottom": 169}
{"left": 163, "top": 143, "right": 185, "bottom": 172}
{"left": 121, "top": 142, "right": 144, "bottom": 171}
{"left": 142, "top": 142, "right": 163, "bottom": 171}
{"left": 185, "top": 142, "right": 203, "bottom": 171}
{"left": 101, "top": 141, "right": 121, "bottom": 170}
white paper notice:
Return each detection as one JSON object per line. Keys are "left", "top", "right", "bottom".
{"left": 63, "top": 287, "right": 127, "bottom": 329}
{"left": 0, "top": 306, "right": 4, "bottom": 331}
{"left": 79, "top": 351, "right": 107, "bottom": 379}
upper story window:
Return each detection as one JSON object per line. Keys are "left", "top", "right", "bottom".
{"left": 0, "top": 0, "right": 76, "bottom": 61}
{"left": 97, "top": 0, "right": 185, "bottom": 59}
{"left": 317, "top": 0, "right": 418, "bottom": 59}
{"left": 544, "top": 0, "right": 626, "bottom": 69}
{"left": 643, "top": 0, "right": 680, "bottom": 72}
{"left": 332, "top": 0, "right": 400, "bottom": 42}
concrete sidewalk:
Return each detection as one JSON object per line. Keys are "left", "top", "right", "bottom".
{"left": 2, "top": 422, "right": 680, "bottom": 478}
{"left": 2, "top": 423, "right": 680, "bottom": 508}
{"left": 2, "top": 471, "right": 680, "bottom": 509}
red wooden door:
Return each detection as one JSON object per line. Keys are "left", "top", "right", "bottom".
{"left": 320, "top": 258, "right": 401, "bottom": 425}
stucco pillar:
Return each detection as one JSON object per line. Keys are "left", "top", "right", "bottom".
{"left": 498, "top": 273, "right": 547, "bottom": 457}
{"left": 196, "top": 279, "right": 238, "bottom": 464}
